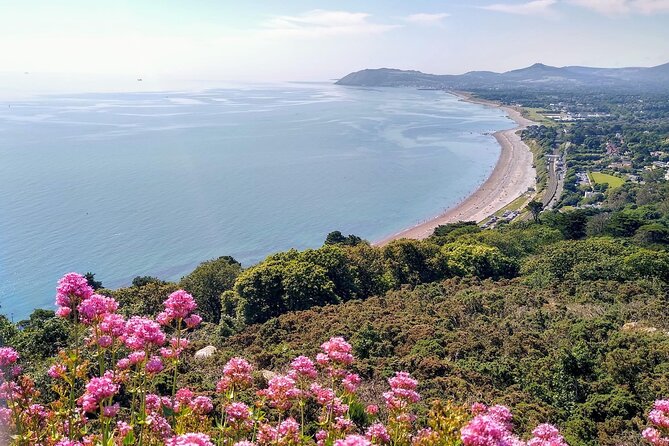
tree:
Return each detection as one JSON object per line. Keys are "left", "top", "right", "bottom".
{"left": 324, "top": 231, "right": 364, "bottom": 246}
{"left": 527, "top": 201, "right": 544, "bottom": 223}
{"left": 180, "top": 256, "right": 242, "bottom": 323}
{"left": 234, "top": 261, "right": 286, "bottom": 324}
{"left": 131, "top": 276, "right": 165, "bottom": 287}
{"left": 382, "top": 239, "right": 440, "bottom": 287}
{"left": 439, "top": 243, "right": 518, "bottom": 280}
{"left": 84, "top": 272, "right": 103, "bottom": 290}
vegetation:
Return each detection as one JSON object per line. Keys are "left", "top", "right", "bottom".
{"left": 589, "top": 172, "right": 625, "bottom": 190}
{"left": 2, "top": 89, "right": 669, "bottom": 445}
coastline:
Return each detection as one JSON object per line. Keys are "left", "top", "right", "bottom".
{"left": 375, "top": 91, "right": 537, "bottom": 245}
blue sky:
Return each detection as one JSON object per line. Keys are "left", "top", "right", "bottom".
{"left": 1, "top": 0, "right": 668, "bottom": 83}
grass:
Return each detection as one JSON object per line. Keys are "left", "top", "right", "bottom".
{"left": 479, "top": 192, "right": 534, "bottom": 225}
{"left": 589, "top": 172, "right": 625, "bottom": 189}
{"left": 521, "top": 107, "right": 554, "bottom": 125}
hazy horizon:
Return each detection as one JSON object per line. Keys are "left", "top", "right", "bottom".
{"left": 2, "top": 0, "right": 669, "bottom": 95}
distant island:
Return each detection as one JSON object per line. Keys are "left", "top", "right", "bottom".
{"left": 335, "top": 61, "right": 669, "bottom": 92}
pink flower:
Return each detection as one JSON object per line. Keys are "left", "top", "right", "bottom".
{"left": 185, "top": 314, "right": 202, "bottom": 328}
{"left": 190, "top": 396, "right": 213, "bottom": 414}
{"left": 146, "top": 356, "right": 164, "bottom": 374}
{"left": 78, "top": 371, "right": 119, "bottom": 413}
{"left": 226, "top": 402, "right": 251, "bottom": 421}
{"left": 234, "top": 442, "right": 257, "bottom": 446}
{"left": 342, "top": 373, "right": 361, "bottom": 393}
{"left": 335, "top": 434, "right": 372, "bottom": 446}
{"left": 148, "top": 413, "right": 173, "bottom": 439}
{"left": 166, "top": 433, "right": 214, "bottom": 446}
{"left": 103, "top": 403, "right": 120, "bottom": 418}
{"left": 321, "top": 337, "right": 354, "bottom": 366}
{"left": 644, "top": 400, "right": 669, "bottom": 445}
{"left": 257, "top": 424, "right": 278, "bottom": 445}
{"left": 258, "top": 375, "right": 301, "bottom": 411}
{"left": 366, "top": 404, "right": 379, "bottom": 416}
{"left": 77, "top": 294, "right": 118, "bottom": 324}
{"left": 0, "top": 347, "right": 19, "bottom": 367}
{"left": 145, "top": 394, "right": 163, "bottom": 413}
{"left": 55, "top": 440, "right": 84, "bottom": 446}
{"left": 366, "top": 423, "right": 391, "bottom": 444}
{"left": 122, "top": 316, "right": 166, "bottom": 350}
{"left": 159, "top": 290, "right": 198, "bottom": 325}
{"left": 217, "top": 357, "right": 254, "bottom": 392}
{"left": 55, "top": 272, "right": 94, "bottom": 318}
{"left": 278, "top": 417, "right": 300, "bottom": 443}
{"left": 310, "top": 383, "right": 335, "bottom": 405}
{"left": 117, "top": 421, "right": 132, "bottom": 437}
{"left": 461, "top": 405, "right": 517, "bottom": 446}
{"left": 290, "top": 356, "right": 318, "bottom": 380}
{"left": 383, "top": 371, "right": 420, "bottom": 411}
{"left": 335, "top": 416, "right": 354, "bottom": 433}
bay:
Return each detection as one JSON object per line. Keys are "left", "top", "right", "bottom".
{"left": 0, "top": 83, "right": 514, "bottom": 319}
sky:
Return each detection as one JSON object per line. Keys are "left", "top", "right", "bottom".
{"left": 1, "top": 0, "right": 669, "bottom": 87}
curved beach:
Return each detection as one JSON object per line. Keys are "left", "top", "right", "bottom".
{"left": 376, "top": 92, "right": 536, "bottom": 245}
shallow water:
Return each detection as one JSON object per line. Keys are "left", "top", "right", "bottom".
{"left": 0, "top": 83, "right": 514, "bottom": 319}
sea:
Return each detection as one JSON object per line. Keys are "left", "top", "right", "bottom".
{"left": 0, "top": 82, "right": 515, "bottom": 319}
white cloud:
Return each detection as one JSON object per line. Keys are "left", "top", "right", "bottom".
{"left": 404, "top": 13, "right": 451, "bottom": 25}
{"left": 568, "top": 0, "right": 669, "bottom": 14}
{"left": 481, "top": 0, "right": 558, "bottom": 16}
{"left": 262, "top": 10, "right": 400, "bottom": 37}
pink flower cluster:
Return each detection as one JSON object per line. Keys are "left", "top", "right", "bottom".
{"left": 0, "top": 347, "right": 20, "bottom": 367}
{"left": 157, "top": 289, "right": 202, "bottom": 328}
{"left": 217, "top": 357, "right": 254, "bottom": 392}
{"left": 257, "top": 417, "right": 300, "bottom": 445}
{"left": 289, "top": 355, "right": 318, "bottom": 380}
{"left": 122, "top": 316, "right": 166, "bottom": 350}
{"left": 643, "top": 400, "right": 669, "bottom": 446}
{"left": 383, "top": 371, "right": 420, "bottom": 412}
{"left": 167, "top": 433, "right": 215, "bottom": 446}
{"left": 334, "top": 434, "right": 372, "bottom": 446}
{"left": 317, "top": 337, "right": 354, "bottom": 370}
{"left": 257, "top": 375, "right": 302, "bottom": 411}
{"left": 78, "top": 371, "right": 119, "bottom": 414}
{"left": 55, "top": 272, "right": 94, "bottom": 318}
{"left": 461, "top": 404, "right": 518, "bottom": 446}
{"left": 461, "top": 404, "right": 567, "bottom": 446}
{"left": 77, "top": 294, "right": 118, "bottom": 325}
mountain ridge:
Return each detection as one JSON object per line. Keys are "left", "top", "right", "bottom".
{"left": 335, "top": 62, "right": 669, "bottom": 91}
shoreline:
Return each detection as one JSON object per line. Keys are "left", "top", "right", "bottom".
{"left": 375, "top": 91, "right": 537, "bottom": 245}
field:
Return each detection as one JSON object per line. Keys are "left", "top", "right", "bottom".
{"left": 589, "top": 171, "right": 626, "bottom": 189}
{"left": 521, "top": 107, "right": 554, "bottom": 125}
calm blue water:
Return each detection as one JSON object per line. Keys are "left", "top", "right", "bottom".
{"left": 0, "top": 83, "right": 514, "bottom": 319}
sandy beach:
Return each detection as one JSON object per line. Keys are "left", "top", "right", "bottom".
{"left": 376, "top": 92, "right": 537, "bottom": 245}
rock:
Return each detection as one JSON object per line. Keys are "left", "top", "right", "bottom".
{"left": 194, "top": 345, "right": 217, "bottom": 360}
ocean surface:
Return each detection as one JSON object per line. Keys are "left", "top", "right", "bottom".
{"left": 0, "top": 83, "right": 514, "bottom": 319}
